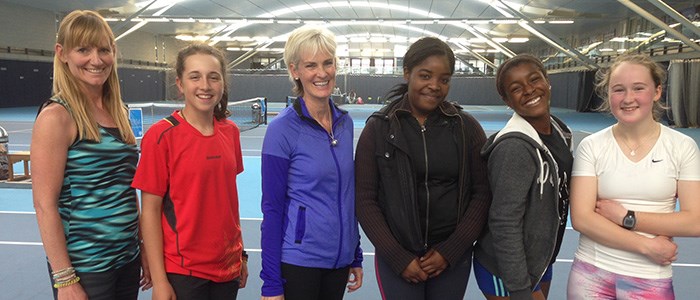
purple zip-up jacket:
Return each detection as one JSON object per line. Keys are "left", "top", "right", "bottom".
{"left": 260, "top": 97, "right": 362, "bottom": 297}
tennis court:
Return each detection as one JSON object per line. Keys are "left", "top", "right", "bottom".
{"left": 2, "top": 102, "right": 700, "bottom": 299}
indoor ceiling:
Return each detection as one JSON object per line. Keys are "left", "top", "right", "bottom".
{"left": 4, "top": 0, "right": 700, "bottom": 66}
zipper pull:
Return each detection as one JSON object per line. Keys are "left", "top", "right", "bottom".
{"left": 421, "top": 125, "right": 426, "bottom": 133}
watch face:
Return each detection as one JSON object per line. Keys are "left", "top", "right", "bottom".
{"left": 623, "top": 212, "right": 636, "bottom": 229}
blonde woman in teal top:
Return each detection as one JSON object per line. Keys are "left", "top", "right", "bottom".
{"left": 32, "top": 10, "right": 150, "bottom": 300}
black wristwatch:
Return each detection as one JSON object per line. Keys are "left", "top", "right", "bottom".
{"left": 622, "top": 210, "right": 636, "bottom": 230}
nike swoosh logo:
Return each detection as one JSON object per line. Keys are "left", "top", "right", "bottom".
{"left": 652, "top": 159, "right": 663, "bottom": 163}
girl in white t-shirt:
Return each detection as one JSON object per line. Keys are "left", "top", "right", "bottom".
{"left": 568, "top": 54, "right": 700, "bottom": 299}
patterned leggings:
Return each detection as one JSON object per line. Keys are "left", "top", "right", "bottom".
{"left": 567, "top": 258, "right": 674, "bottom": 300}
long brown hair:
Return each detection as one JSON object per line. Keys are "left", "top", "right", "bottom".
{"left": 175, "top": 43, "right": 230, "bottom": 120}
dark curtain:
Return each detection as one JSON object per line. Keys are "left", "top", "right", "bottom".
{"left": 576, "top": 70, "right": 601, "bottom": 112}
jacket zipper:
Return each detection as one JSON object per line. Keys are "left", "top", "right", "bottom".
{"left": 330, "top": 117, "right": 344, "bottom": 268}
{"left": 538, "top": 146, "right": 562, "bottom": 283}
{"left": 304, "top": 113, "right": 345, "bottom": 267}
{"left": 421, "top": 124, "right": 430, "bottom": 252}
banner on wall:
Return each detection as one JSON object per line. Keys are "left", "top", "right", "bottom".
{"left": 129, "top": 108, "right": 144, "bottom": 139}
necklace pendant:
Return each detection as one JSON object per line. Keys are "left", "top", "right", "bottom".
{"left": 630, "top": 150, "right": 636, "bottom": 156}
{"left": 331, "top": 139, "right": 338, "bottom": 146}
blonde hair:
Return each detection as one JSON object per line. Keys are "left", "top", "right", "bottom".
{"left": 53, "top": 10, "right": 135, "bottom": 144}
{"left": 595, "top": 54, "right": 667, "bottom": 121}
{"left": 283, "top": 26, "right": 337, "bottom": 96}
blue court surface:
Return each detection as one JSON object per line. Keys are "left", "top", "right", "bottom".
{"left": 1, "top": 103, "right": 700, "bottom": 299}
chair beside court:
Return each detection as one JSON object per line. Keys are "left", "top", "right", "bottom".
{"left": 4, "top": 151, "right": 31, "bottom": 181}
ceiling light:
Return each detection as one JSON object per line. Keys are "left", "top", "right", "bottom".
{"left": 277, "top": 19, "right": 301, "bottom": 24}
{"left": 410, "top": 20, "right": 434, "bottom": 25}
{"left": 224, "top": 19, "right": 246, "bottom": 24}
{"left": 437, "top": 20, "right": 461, "bottom": 25}
{"left": 610, "top": 37, "right": 628, "bottom": 42}
{"left": 492, "top": 20, "right": 518, "bottom": 24}
{"left": 548, "top": 20, "right": 574, "bottom": 24}
{"left": 143, "top": 17, "right": 169, "bottom": 22}
{"left": 249, "top": 19, "right": 274, "bottom": 24}
{"left": 198, "top": 18, "right": 222, "bottom": 23}
{"left": 175, "top": 35, "right": 194, "bottom": 41}
{"left": 508, "top": 37, "right": 529, "bottom": 43}
{"left": 463, "top": 20, "right": 490, "bottom": 24}
{"left": 171, "top": 18, "right": 195, "bottom": 23}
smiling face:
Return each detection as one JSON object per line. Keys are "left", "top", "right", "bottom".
{"left": 290, "top": 49, "right": 336, "bottom": 103}
{"left": 57, "top": 40, "right": 115, "bottom": 94}
{"left": 501, "top": 62, "right": 551, "bottom": 122}
{"left": 404, "top": 55, "right": 452, "bottom": 120}
{"left": 608, "top": 61, "right": 661, "bottom": 125}
{"left": 176, "top": 53, "right": 225, "bottom": 115}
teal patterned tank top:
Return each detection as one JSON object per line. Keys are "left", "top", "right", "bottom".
{"left": 50, "top": 98, "right": 140, "bottom": 272}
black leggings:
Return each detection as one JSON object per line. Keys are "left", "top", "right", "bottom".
{"left": 375, "top": 250, "right": 472, "bottom": 300}
{"left": 167, "top": 273, "right": 240, "bottom": 300}
{"left": 49, "top": 257, "right": 141, "bottom": 300}
{"left": 281, "top": 263, "right": 350, "bottom": 300}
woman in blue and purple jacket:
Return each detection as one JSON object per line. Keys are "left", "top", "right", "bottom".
{"left": 259, "top": 25, "right": 363, "bottom": 300}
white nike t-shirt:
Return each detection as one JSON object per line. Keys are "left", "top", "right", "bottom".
{"left": 572, "top": 124, "right": 700, "bottom": 279}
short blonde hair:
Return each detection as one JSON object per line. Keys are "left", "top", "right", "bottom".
{"left": 283, "top": 26, "right": 336, "bottom": 96}
{"left": 595, "top": 54, "right": 667, "bottom": 121}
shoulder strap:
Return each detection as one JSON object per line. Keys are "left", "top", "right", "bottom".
{"left": 36, "top": 97, "right": 73, "bottom": 119}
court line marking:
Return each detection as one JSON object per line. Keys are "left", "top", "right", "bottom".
{"left": 0, "top": 241, "right": 42, "bottom": 246}
{"left": 0, "top": 211, "right": 35, "bottom": 215}
{"left": 8, "top": 143, "right": 30, "bottom": 147}
{"left": 4, "top": 215, "right": 699, "bottom": 267}
{"left": 0, "top": 242, "right": 697, "bottom": 268}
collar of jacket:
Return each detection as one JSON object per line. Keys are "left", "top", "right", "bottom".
{"left": 485, "top": 112, "right": 572, "bottom": 198}
{"left": 292, "top": 96, "right": 348, "bottom": 124}
{"left": 494, "top": 112, "right": 572, "bottom": 151}
{"left": 369, "top": 93, "right": 471, "bottom": 225}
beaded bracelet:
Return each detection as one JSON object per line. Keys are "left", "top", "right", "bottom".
{"left": 51, "top": 267, "right": 75, "bottom": 279}
{"left": 54, "top": 273, "right": 76, "bottom": 282}
{"left": 53, "top": 276, "right": 81, "bottom": 289}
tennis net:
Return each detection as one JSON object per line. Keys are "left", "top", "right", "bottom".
{"left": 128, "top": 97, "right": 267, "bottom": 132}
